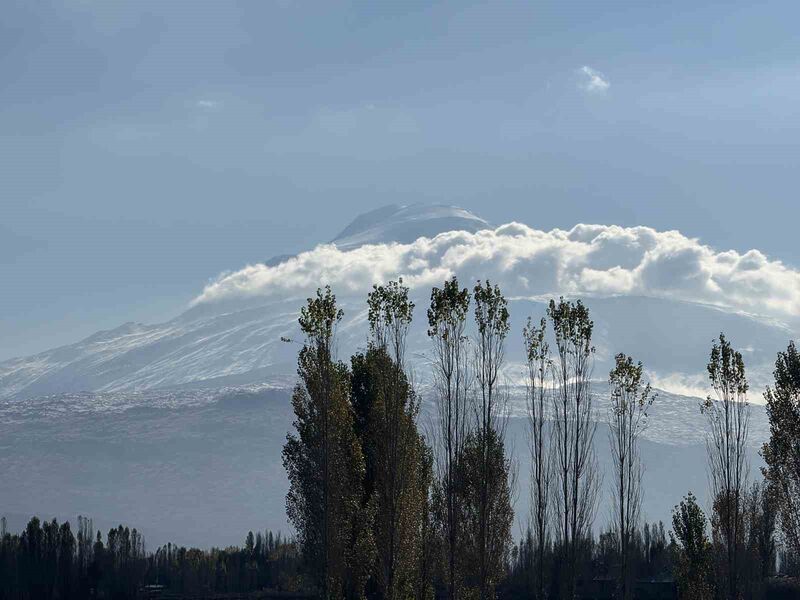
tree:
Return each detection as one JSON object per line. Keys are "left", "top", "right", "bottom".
{"left": 427, "top": 277, "right": 471, "bottom": 600}
{"left": 608, "top": 353, "right": 655, "bottom": 600}
{"left": 364, "top": 279, "right": 428, "bottom": 600}
{"left": 414, "top": 441, "right": 438, "bottom": 600}
{"left": 703, "top": 333, "right": 750, "bottom": 599}
{"left": 522, "top": 316, "right": 552, "bottom": 600}
{"left": 76, "top": 515, "right": 94, "bottom": 597}
{"left": 58, "top": 521, "right": 75, "bottom": 600}
{"left": 465, "top": 280, "right": 513, "bottom": 600}
{"left": 457, "top": 427, "right": 514, "bottom": 600}
{"left": 282, "top": 287, "right": 372, "bottom": 599}
{"left": 741, "top": 481, "right": 777, "bottom": 599}
{"left": 671, "top": 492, "right": 714, "bottom": 600}
{"left": 548, "top": 297, "right": 600, "bottom": 598}
{"left": 761, "top": 341, "right": 800, "bottom": 557}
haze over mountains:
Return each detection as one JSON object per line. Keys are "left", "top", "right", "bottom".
{"left": 0, "top": 204, "right": 795, "bottom": 547}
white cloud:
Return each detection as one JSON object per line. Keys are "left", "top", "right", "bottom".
{"left": 196, "top": 99, "right": 219, "bottom": 109}
{"left": 647, "top": 371, "right": 710, "bottom": 399}
{"left": 191, "top": 222, "right": 800, "bottom": 325}
{"left": 579, "top": 66, "right": 610, "bottom": 94}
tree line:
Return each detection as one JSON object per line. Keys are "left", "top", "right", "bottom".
{"left": 282, "top": 278, "right": 800, "bottom": 600}
{"left": 0, "top": 516, "right": 300, "bottom": 599}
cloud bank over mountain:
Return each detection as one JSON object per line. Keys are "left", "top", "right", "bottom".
{"left": 2, "top": 206, "right": 795, "bottom": 403}
{"left": 195, "top": 222, "right": 800, "bottom": 325}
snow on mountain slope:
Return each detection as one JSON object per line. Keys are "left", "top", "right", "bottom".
{"left": 2, "top": 203, "right": 794, "bottom": 547}
{"left": 1, "top": 204, "right": 798, "bottom": 404}
{"left": 0, "top": 291, "right": 792, "bottom": 404}
{"left": 331, "top": 203, "right": 489, "bottom": 249}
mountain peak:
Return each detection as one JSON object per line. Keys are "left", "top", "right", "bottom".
{"left": 331, "top": 204, "right": 489, "bottom": 250}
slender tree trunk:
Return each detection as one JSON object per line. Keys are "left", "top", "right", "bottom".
{"left": 428, "top": 278, "right": 470, "bottom": 600}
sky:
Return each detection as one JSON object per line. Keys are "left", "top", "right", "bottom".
{"left": 2, "top": 0, "right": 800, "bottom": 361}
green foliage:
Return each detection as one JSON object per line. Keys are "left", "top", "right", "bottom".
{"left": 456, "top": 428, "right": 514, "bottom": 599}
{"left": 706, "top": 333, "right": 748, "bottom": 399}
{"left": 351, "top": 346, "right": 426, "bottom": 599}
{"left": 427, "top": 276, "right": 471, "bottom": 600}
{"left": 670, "top": 492, "right": 715, "bottom": 600}
{"left": 546, "top": 296, "right": 599, "bottom": 599}
{"left": 762, "top": 340, "right": 800, "bottom": 556}
{"left": 547, "top": 297, "right": 594, "bottom": 357}
{"left": 468, "top": 280, "right": 513, "bottom": 600}
{"left": 427, "top": 277, "right": 470, "bottom": 339}
{"left": 473, "top": 280, "right": 509, "bottom": 339}
{"left": 363, "top": 280, "right": 432, "bottom": 600}
{"left": 608, "top": 353, "right": 656, "bottom": 600}
{"left": 283, "top": 287, "right": 373, "bottom": 599}
{"left": 368, "top": 278, "right": 415, "bottom": 352}
{"left": 703, "top": 333, "right": 750, "bottom": 599}
{"left": 522, "top": 317, "right": 548, "bottom": 367}
{"left": 522, "top": 315, "right": 552, "bottom": 600}
{"left": 609, "top": 353, "right": 654, "bottom": 414}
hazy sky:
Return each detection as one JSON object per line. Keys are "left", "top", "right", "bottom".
{"left": 2, "top": 0, "right": 800, "bottom": 361}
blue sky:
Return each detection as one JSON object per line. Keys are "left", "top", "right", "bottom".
{"left": 2, "top": 0, "right": 800, "bottom": 360}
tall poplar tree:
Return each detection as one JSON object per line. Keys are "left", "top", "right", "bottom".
{"left": 461, "top": 280, "right": 513, "bottom": 600}
{"left": 608, "top": 353, "right": 655, "bottom": 600}
{"left": 703, "top": 333, "right": 749, "bottom": 600}
{"left": 283, "top": 287, "right": 373, "bottom": 599}
{"left": 548, "top": 297, "right": 599, "bottom": 598}
{"left": 762, "top": 341, "right": 800, "bottom": 557}
{"left": 427, "top": 277, "right": 471, "bottom": 600}
{"left": 523, "top": 317, "right": 552, "bottom": 600}
{"left": 364, "top": 279, "right": 428, "bottom": 600}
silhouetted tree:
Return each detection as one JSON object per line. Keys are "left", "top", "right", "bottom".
{"left": 703, "top": 333, "right": 749, "bottom": 599}
{"left": 523, "top": 316, "right": 552, "bottom": 600}
{"left": 428, "top": 277, "right": 471, "bottom": 600}
{"left": 671, "top": 492, "right": 714, "bottom": 600}
{"left": 608, "top": 352, "right": 656, "bottom": 600}
{"left": 548, "top": 297, "right": 600, "bottom": 598}
{"left": 456, "top": 427, "right": 514, "bottom": 599}
{"left": 741, "top": 481, "right": 777, "bottom": 599}
{"left": 462, "top": 280, "right": 513, "bottom": 600}
{"left": 762, "top": 341, "right": 800, "bottom": 557}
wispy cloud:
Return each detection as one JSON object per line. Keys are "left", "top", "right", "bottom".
{"left": 648, "top": 371, "right": 710, "bottom": 399}
{"left": 579, "top": 66, "right": 610, "bottom": 94}
{"left": 196, "top": 99, "right": 220, "bottom": 110}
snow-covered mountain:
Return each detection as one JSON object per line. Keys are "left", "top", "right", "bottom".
{"left": 1, "top": 203, "right": 795, "bottom": 402}
{"left": 0, "top": 205, "right": 489, "bottom": 400}
{"left": 2, "top": 203, "right": 795, "bottom": 547}
{"left": 330, "top": 203, "right": 489, "bottom": 249}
